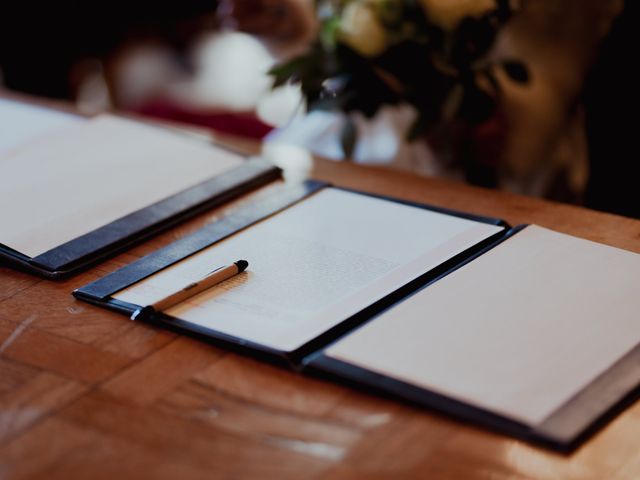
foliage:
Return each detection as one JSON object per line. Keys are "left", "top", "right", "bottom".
{"left": 270, "top": 0, "right": 528, "bottom": 157}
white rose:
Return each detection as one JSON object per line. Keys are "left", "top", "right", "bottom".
{"left": 420, "top": 0, "right": 496, "bottom": 30}
{"left": 338, "top": 1, "right": 388, "bottom": 57}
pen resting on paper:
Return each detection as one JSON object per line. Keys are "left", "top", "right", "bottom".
{"left": 130, "top": 259, "right": 248, "bottom": 320}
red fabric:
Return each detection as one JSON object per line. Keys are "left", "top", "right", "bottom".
{"left": 134, "top": 99, "right": 274, "bottom": 139}
{"left": 471, "top": 113, "right": 506, "bottom": 167}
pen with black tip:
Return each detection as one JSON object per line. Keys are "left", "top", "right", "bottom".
{"left": 130, "top": 259, "right": 248, "bottom": 321}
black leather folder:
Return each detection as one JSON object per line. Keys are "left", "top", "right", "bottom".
{"left": 73, "top": 180, "right": 640, "bottom": 452}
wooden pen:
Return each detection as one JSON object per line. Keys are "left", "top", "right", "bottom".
{"left": 130, "top": 259, "right": 248, "bottom": 321}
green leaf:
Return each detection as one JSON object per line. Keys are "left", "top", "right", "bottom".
{"left": 320, "top": 16, "right": 342, "bottom": 51}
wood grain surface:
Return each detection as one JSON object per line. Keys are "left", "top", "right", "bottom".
{"left": 2, "top": 133, "right": 640, "bottom": 479}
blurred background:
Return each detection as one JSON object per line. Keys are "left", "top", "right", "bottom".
{"left": 0, "top": 0, "right": 637, "bottom": 218}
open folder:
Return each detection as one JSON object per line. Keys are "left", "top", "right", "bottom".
{"left": 74, "top": 180, "right": 640, "bottom": 451}
{"left": 0, "top": 98, "right": 279, "bottom": 278}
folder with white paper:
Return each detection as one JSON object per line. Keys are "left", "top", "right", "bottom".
{"left": 75, "top": 180, "right": 640, "bottom": 451}
{"left": 0, "top": 99, "right": 279, "bottom": 278}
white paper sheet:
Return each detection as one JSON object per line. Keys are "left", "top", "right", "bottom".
{"left": 325, "top": 225, "right": 640, "bottom": 426}
{"left": 0, "top": 98, "right": 83, "bottom": 155}
{"left": 0, "top": 114, "right": 243, "bottom": 257}
{"left": 114, "top": 188, "right": 503, "bottom": 352}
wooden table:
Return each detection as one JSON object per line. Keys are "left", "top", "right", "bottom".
{"left": 1, "top": 150, "right": 640, "bottom": 479}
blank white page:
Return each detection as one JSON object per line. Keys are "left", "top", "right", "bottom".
{"left": 0, "top": 98, "right": 83, "bottom": 155}
{"left": 325, "top": 225, "right": 640, "bottom": 426}
{"left": 0, "top": 114, "right": 242, "bottom": 257}
{"left": 114, "top": 188, "right": 504, "bottom": 352}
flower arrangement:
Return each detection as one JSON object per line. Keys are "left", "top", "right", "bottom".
{"left": 270, "top": 0, "right": 528, "bottom": 156}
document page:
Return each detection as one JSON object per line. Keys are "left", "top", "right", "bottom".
{"left": 325, "top": 225, "right": 640, "bottom": 426}
{"left": 0, "top": 114, "right": 243, "bottom": 257}
{"left": 0, "top": 98, "right": 82, "bottom": 155}
{"left": 114, "top": 188, "right": 504, "bottom": 352}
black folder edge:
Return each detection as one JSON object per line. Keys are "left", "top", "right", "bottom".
{"left": 303, "top": 224, "right": 640, "bottom": 452}
{"left": 0, "top": 157, "right": 280, "bottom": 280}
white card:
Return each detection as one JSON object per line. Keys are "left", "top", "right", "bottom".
{"left": 325, "top": 225, "right": 640, "bottom": 426}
